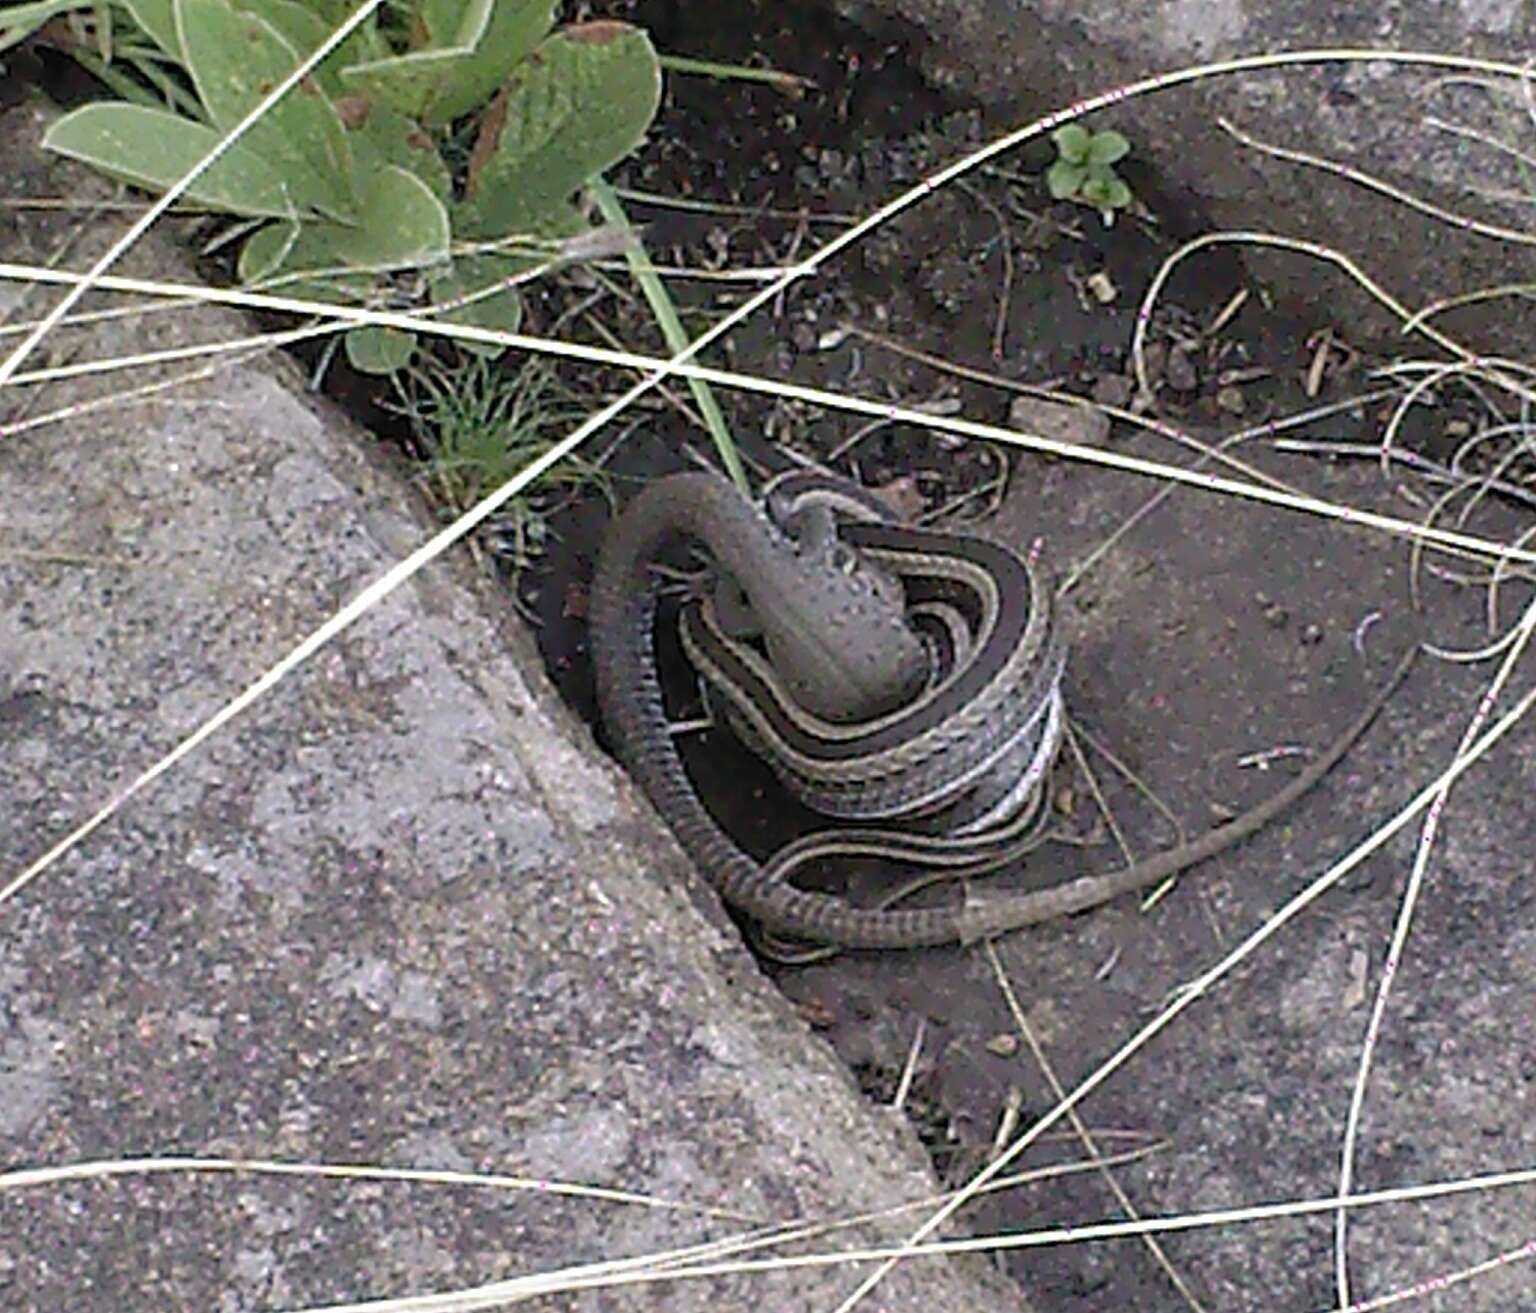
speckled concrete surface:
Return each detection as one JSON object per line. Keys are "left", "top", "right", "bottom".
{"left": 0, "top": 99, "right": 1017, "bottom": 1313}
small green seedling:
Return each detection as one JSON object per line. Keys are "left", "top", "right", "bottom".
{"left": 1047, "top": 124, "right": 1133, "bottom": 220}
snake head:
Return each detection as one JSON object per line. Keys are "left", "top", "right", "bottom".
{"left": 745, "top": 504, "right": 927, "bottom": 723}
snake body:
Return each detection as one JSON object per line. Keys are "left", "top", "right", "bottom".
{"left": 589, "top": 470, "right": 1405, "bottom": 949}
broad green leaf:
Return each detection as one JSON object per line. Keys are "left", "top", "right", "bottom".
{"left": 1045, "top": 159, "right": 1085, "bottom": 201}
{"left": 447, "top": 195, "right": 582, "bottom": 255}
{"left": 236, "top": 217, "right": 300, "bottom": 283}
{"left": 229, "top": 0, "right": 326, "bottom": 83}
{"left": 274, "top": 0, "right": 362, "bottom": 25}
{"left": 345, "top": 325, "right": 416, "bottom": 374}
{"left": 1079, "top": 176, "right": 1110, "bottom": 207}
{"left": 228, "top": 0, "right": 381, "bottom": 97}
{"left": 339, "top": 46, "right": 471, "bottom": 120}
{"left": 1087, "top": 130, "right": 1130, "bottom": 166}
{"left": 236, "top": 214, "right": 415, "bottom": 305}
{"left": 1082, "top": 175, "right": 1132, "bottom": 210}
{"left": 338, "top": 0, "right": 552, "bottom": 125}
{"left": 253, "top": 0, "right": 390, "bottom": 61}
{"left": 420, "top": 0, "right": 493, "bottom": 48}
{"left": 328, "top": 163, "right": 448, "bottom": 267}
{"left": 243, "top": 252, "right": 373, "bottom": 306}
{"left": 336, "top": 0, "right": 497, "bottom": 120}
{"left": 346, "top": 101, "right": 451, "bottom": 202}
{"left": 0, "top": 0, "right": 91, "bottom": 55}
{"left": 1051, "top": 123, "right": 1090, "bottom": 163}
{"left": 422, "top": 0, "right": 553, "bottom": 126}
{"left": 44, "top": 102, "right": 316, "bottom": 217}
{"left": 456, "top": 22, "right": 659, "bottom": 238}
{"left": 431, "top": 254, "right": 523, "bottom": 356}
{"left": 121, "top": 0, "right": 177, "bottom": 56}
{"left": 174, "top": 0, "right": 357, "bottom": 220}
{"left": 236, "top": 163, "right": 448, "bottom": 299}
{"left": 245, "top": 260, "right": 372, "bottom": 309}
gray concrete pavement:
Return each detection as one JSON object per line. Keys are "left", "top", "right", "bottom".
{"left": 0, "top": 99, "right": 1017, "bottom": 1312}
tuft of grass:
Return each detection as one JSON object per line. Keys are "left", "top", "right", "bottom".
{"left": 388, "top": 351, "right": 605, "bottom": 573}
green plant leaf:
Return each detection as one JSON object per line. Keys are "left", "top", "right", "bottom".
{"left": 421, "top": 0, "right": 554, "bottom": 126}
{"left": 420, "top": 0, "right": 495, "bottom": 47}
{"left": 44, "top": 102, "right": 317, "bottom": 217}
{"left": 431, "top": 254, "right": 524, "bottom": 356}
{"left": 237, "top": 162, "right": 449, "bottom": 294}
{"left": 274, "top": 0, "right": 363, "bottom": 26}
{"left": 338, "top": 0, "right": 554, "bottom": 126}
{"left": 456, "top": 21, "right": 660, "bottom": 238}
{"left": 1100, "top": 176, "right": 1133, "bottom": 209}
{"left": 228, "top": 0, "right": 325, "bottom": 78}
{"left": 237, "top": 223, "right": 336, "bottom": 298}
{"left": 345, "top": 100, "right": 451, "bottom": 202}
{"left": 121, "top": 0, "right": 178, "bottom": 57}
{"left": 330, "top": 162, "right": 450, "bottom": 267}
{"left": 346, "top": 324, "right": 416, "bottom": 374}
{"left": 1079, "top": 175, "right": 1110, "bottom": 207}
{"left": 0, "top": 0, "right": 93, "bottom": 56}
{"left": 236, "top": 217, "right": 300, "bottom": 283}
{"left": 255, "top": 0, "right": 389, "bottom": 58}
{"left": 174, "top": 0, "right": 357, "bottom": 220}
{"left": 227, "top": 0, "right": 380, "bottom": 97}
{"left": 1045, "top": 159, "right": 1085, "bottom": 200}
{"left": 1079, "top": 172, "right": 1132, "bottom": 211}
{"left": 1086, "top": 130, "right": 1130, "bottom": 166}
{"left": 1051, "top": 123, "right": 1090, "bottom": 164}
{"left": 237, "top": 231, "right": 373, "bottom": 304}
{"left": 336, "top": 0, "right": 496, "bottom": 121}
{"left": 337, "top": 47, "right": 469, "bottom": 120}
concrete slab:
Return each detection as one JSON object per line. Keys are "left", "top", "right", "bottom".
{"left": 837, "top": 0, "right": 1536, "bottom": 355}
{"left": 0, "top": 99, "right": 1018, "bottom": 1312}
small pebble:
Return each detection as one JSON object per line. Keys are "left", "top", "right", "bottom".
{"left": 1007, "top": 394, "right": 1111, "bottom": 448}
{"left": 1090, "top": 373, "right": 1134, "bottom": 408}
{"left": 1166, "top": 344, "right": 1198, "bottom": 391}
{"left": 1087, "top": 270, "right": 1117, "bottom": 304}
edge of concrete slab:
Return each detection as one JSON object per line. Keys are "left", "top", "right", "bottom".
{"left": 0, "top": 96, "right": 1023, "bottom": 1311}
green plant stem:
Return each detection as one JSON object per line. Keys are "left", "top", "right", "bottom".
{"left": 66, "top": 38, "right": 205, "bottom": 119}
{"left": 657, "top": 53, "right": 811, "bottom": 95}
{"left": 124, "top": 50, "right": 206, "bottom": 119}
{"left": 589, "top": 175, "right": 747, "bottom": 494}
{"left": 68, "top": 47, "right": 158, "bottom": 108}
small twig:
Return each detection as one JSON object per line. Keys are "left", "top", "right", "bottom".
{"left": 0, "top": 545, "right": 139, "bottom": 568}
{"left": 989, "top": 1086, "right": 1025, "bottom": 1162}
{"left": 985, "top": 944, "right": 1211, "bottom": 1313}
{"left": 891, "top": 1019, "right": 927, "bottom": 1113}
{"left": 1218, "top": 114, "right": 1536, "bottom": 248}
{"left": 956, "top": 179, "right": 1016, "bottom": 360}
